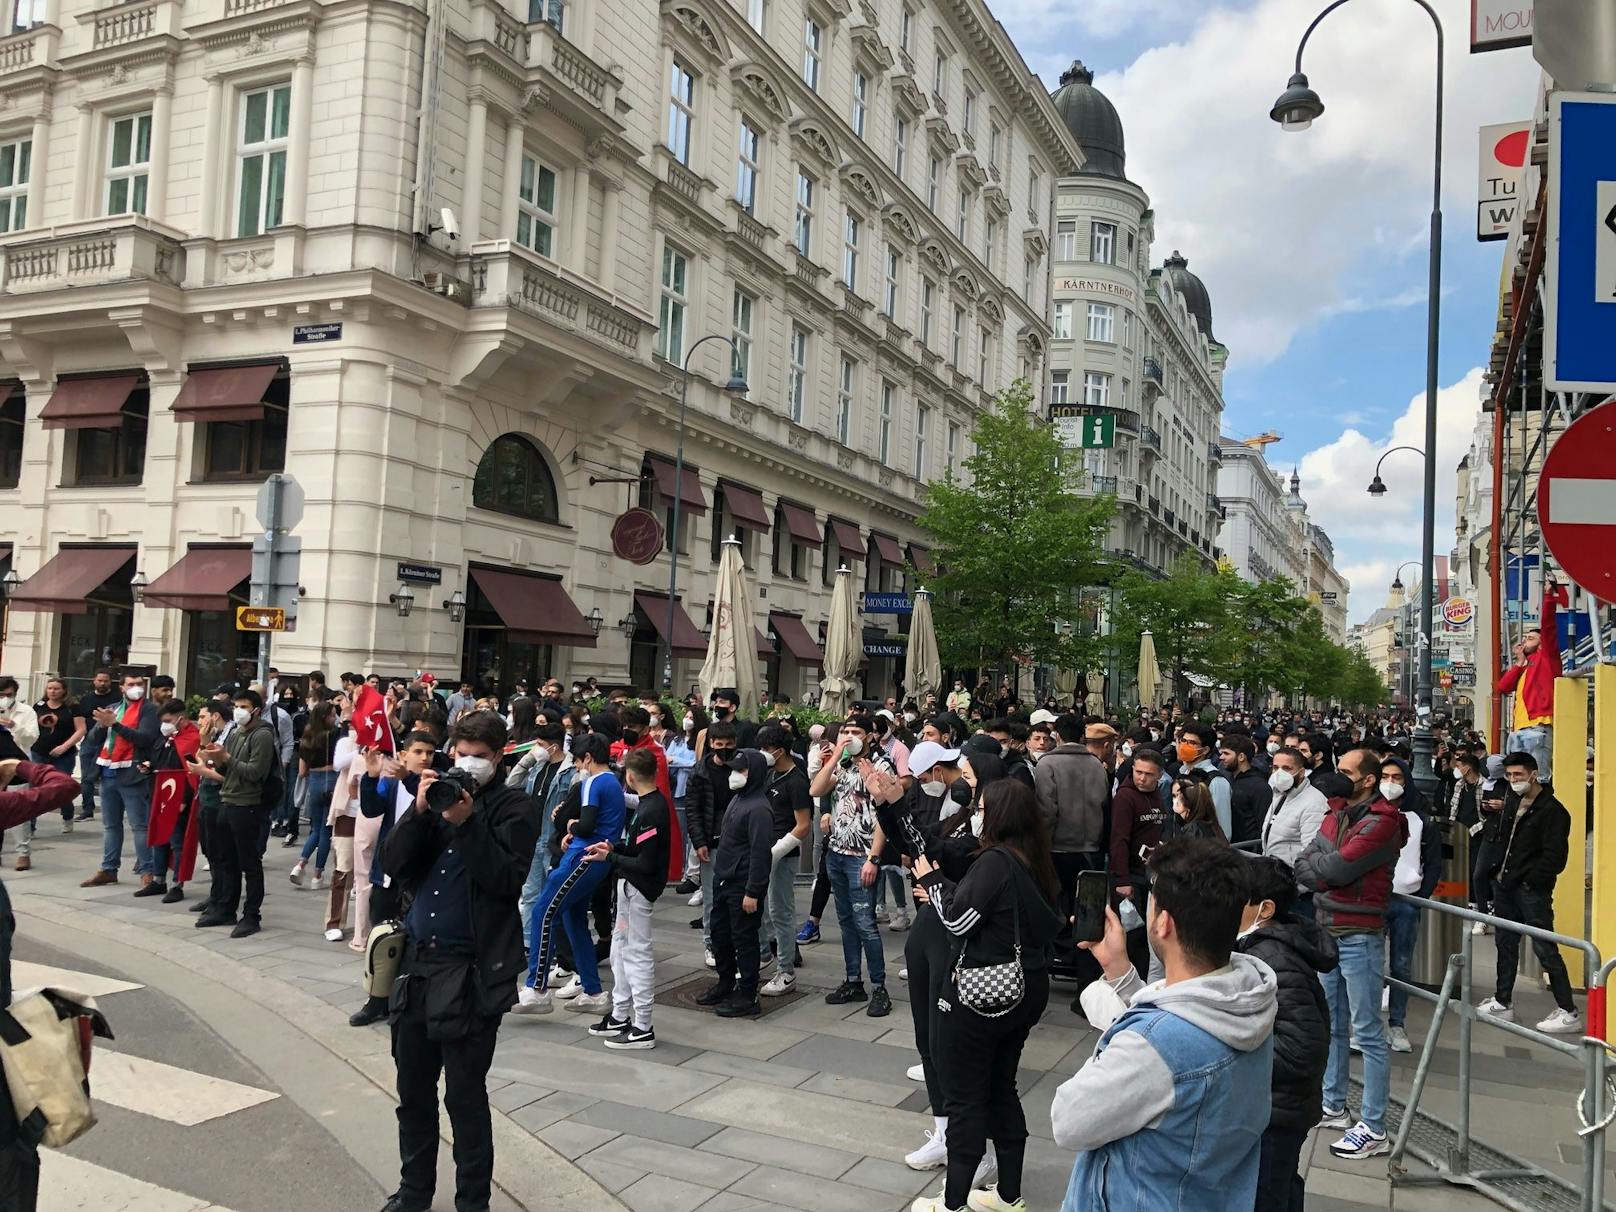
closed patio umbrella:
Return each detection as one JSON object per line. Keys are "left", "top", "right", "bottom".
{"left": 903, "top": 588, "right": 941, "bottom": 704}
{"left": 819, "top": 566, "right": 862, "bottom": 716}
{"left": 698, "top": 538, "right": 762, "bottom": 709}
{"left": 1137, "top": 630, "right": 1161, "bottom": 710}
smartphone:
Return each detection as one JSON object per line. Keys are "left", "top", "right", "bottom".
{"left": 1073, "top": 870, "right": 1110, "bottom": 944}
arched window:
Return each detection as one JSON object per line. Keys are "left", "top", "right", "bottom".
{"left": 472, "top": 434, "right": 560, "bottom": 524}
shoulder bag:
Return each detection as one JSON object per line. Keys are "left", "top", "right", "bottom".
{"left": 951, "top": 854, "right": 1025, "bottom": 1018}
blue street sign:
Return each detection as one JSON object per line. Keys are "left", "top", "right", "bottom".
{"left": 1547, "top": 92, "right": 1616, "bottom": 392}
{"left": 861, "top": 592, "right": 913, "bottom": 615}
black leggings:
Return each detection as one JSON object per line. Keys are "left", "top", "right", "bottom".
{"left": 937, "top": 968, "right": 1050, "bottom": 1208}
{"left": 904, "top": 906, "right": 953, "bottom": 1112}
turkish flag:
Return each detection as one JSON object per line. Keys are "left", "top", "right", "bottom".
{"left": 352, "top": 685, "right": 396, "bottom": 753}
{"left": 147, "top": 770, "right": 188, "bottom": 848}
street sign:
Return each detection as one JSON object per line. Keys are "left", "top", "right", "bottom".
{"left": 236, "top": 606, "right": 286, "bottom": 632}
{"left": 861, "top": 592, "right": 913, "bottom": 615}
{"left": 1547, "top": 93, "right": 1616, "bottom": 392}
{"left": 256, "top": 473, "right": 305, "bottom": 533}
{"left": 1537, "top": 399, "right": 1616, "bottom": 597}
{"left": 1477, "top": 122, "right": 1530, "bottom": 241}
{"left": 293, "top": 322, "right": 343, "bottom": 345}
{"left": 397, "top": 561, "right": 442, "bottom": 585}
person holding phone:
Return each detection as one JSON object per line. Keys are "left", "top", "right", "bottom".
{"left": 80, "top": 671, "right": 160, "bottom": 890}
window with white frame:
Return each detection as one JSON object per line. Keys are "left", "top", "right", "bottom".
{"left": 105, "top": 112, "right": 152, "bottom": 216}
{"left": 1086, "top": 302, "right": 1115, "bottom": 343}
{"left": 1091, "top": 220, "right": 1116, "bottom": 264}
{"left": 788, "top": 325, "right": 808, "bottom": 423}
{"left": 9, "top": 0, "right": 43, "bottom": 33}
{"left": 1084, "top": 370, "right": 1111, "bottom": 408}
{"left": 1120, "top": 377, "right": 1130, "bottom": 407}
{"left": 1023, "top": 257, "right": 1035, "bottom": 298}
{"left": 0, "top": 137, "right": 28, "bottom": 232}
{"left": 515, "top": 153, "right": 559, "bottom": 256}
{"left": 983, "top": 217, "right": 997, "bottom": 273}
{"left": 893, "top": 117, "right": 908, "bottom": 178}
{"left": 946, "top": 420, "right": 960, "bottom": 476}
{"left": 731, "top": 287, "right": 754, "bottom": 383}
{"left": 667, "top": 60, "right": 695, "bottom": 165}
{"left": 1056, "top": 218, "right": 1076, "bottom": 261}
{"left": 950, "top": 304, "right": 963, "bottom": 367}
{"left": 933, "top": 48, "right": 946, "bottom": 95}
{"left": 837, "top": 355, "right": 855, "bottom": 445}
{"left": 1027, "top": 164, "right": 1040, "bottom": 212}
{"left": 235, "top": 84, "right": 291, "bottom": 237}
{"left": 1121, "top": 309, "right": 1132, "bottom": 346}
{"left": 1051, "top": 301, "right": 1072, "bottom": 340}
{"left": 794, "top": 170, "right": 815, "bottom": 255}
{"left": 528, "top": 0, "right": 564, "bottom": 30}
{"left": 920, "top": 277, "right": 935, "bottom": 346}
{"left": 735, "top": 117, "right": 760, "bottom": 214}
{"left": 657, "top": 244, "right": 689, "bottom": 363}
{"left": 914, "top": 403, "right": 929, "bottom": 477}
{"left": 802, "top": 17, "right": 822, "bottom": 91}
{"left": 1049, "top": 370, "right": 1069, "bottom": 404}
{"left": 977, "top": 327, "right": 990, "bottom": 385}
{"left": 745, "top": 0, "right": 766, "bottom": 32}
{"left": 963, "top": 90, "right": 976, "bottom": 137}
{"left": 955, "top": 187, "right": 968, "bottom": 241}
{"left": 842, "top": 209, "right": 861, "bottom": 289}
{"left": 882, "top": 245, "right": 901, "bottom": 316}
{"left": 988, "top": 122, "right": 1000, "bottom": 169}
{"left": 899, "top": 6, "right": 912, "bottom": 53}
{"left": 927, "top": 155, "right": 940, "bottom": 211}
{"left": 878, "top": 380, "right": 893, "bottom": 464}
{"left": 851, "top": 71, "right": 868, "bottom": 139}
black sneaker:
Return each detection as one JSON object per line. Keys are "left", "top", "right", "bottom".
{"left": 676, "top": 877, "right": 700, "bottom": 895}
{"left": 717, "top": 996, "right": 761, "bottom": 1018}
{"left": 162, "top": 885, "right": 185, "bottom": 904}
{"left": 695, "top": 983, "right": 735, "bottom": 1007}
{"left": 349, "top": 998, "right": 388, "bottom": 1027}
{"left": 133, "top": 881, "right": 167, "bottom": 899}
{"left": 588, "top": 1014, "right": 631, "bottom": 1037}
{"left": 689, "top": 916, "right": 704, "bottom": 929}
{"left": 825, "top": 980, "right": 867, "bottom": 1005}
{"left": 604, "top": 1025, "right": 657, "bottom": 1050}
{"left": 867, "top": 985, "right": 892, "bottom": 1018}
{"left": 230, "top": 917, "right": 261, "bottom": 939}
{"left": 189, "top": 900, "right": 208, "bottom": 913}
{"left": 195, "top": 909, "right": 237, "bottom": 929}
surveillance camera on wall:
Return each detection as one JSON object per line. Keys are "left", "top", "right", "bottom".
{"left": 439, "top": 207, "right": 460, "bottom": 241}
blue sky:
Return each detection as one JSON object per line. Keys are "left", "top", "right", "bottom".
{"left": 994, "top": 0, "right": 1540, "bottom": 621}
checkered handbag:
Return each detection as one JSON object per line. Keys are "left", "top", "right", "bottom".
{"left": 951, "top": 881, "right": 1024, "bottom": 1019}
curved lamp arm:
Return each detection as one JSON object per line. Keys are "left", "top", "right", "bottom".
{"left": 1373, "top": 445, "right": 1427, "bottom": 479}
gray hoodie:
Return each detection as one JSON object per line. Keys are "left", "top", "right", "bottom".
{"left": 1051, "top": 952, "right": 1278, "bottom": 1153}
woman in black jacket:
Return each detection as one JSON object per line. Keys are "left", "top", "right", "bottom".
{"left": 1238, "top": 855, "right": 1337, "bottom": 1212}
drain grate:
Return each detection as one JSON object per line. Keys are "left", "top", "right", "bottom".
{"left": 655, "top": 970, "right": 815, "bottom": 1019}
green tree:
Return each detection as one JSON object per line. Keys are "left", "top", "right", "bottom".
{"left": 1110, "top": 555, "right": 1241, "bottom": 700}
{"left": 1338, "top": 649, "right": 1391, "bottom": 709}
{"left": 918, "top": 380, "right": 1114, "bottom": 674}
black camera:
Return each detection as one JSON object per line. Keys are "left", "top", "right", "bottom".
{"left": 425, "top": 767, "right": 478, "bottom": 812}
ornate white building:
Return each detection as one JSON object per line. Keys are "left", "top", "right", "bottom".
{"left": 0, "top": 0, "right": 1078, "bottom": 698}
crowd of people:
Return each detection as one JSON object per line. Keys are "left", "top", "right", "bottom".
{"left": 0, "top": 656, "right": 1591, "bottom": 1212}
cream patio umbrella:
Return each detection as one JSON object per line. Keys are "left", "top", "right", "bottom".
{"left": 1137, "top": 630, "right": 1162, "bottom": 711}
{"left": 698, "top": 538, "right": 762, "bottom": 709}
{"left": 819, "top": 566, "right": 863, "bottom": 716}
{"left": 903, "top": 588, "right": 942, "bottom": 705}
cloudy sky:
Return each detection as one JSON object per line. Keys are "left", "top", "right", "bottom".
{"left": 995, "top": 0, "right": 1539, "bottom": 621}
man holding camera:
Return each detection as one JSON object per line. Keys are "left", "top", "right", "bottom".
{"left": 381, "top": 710, "right": 537, "bottom": 1212}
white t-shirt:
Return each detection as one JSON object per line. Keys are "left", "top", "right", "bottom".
{"left": 1393, "top": 809, "right": 1424, "bottom": 895}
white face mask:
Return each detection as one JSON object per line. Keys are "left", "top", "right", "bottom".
{"left": 682, "top": 715, "right": 694, "bottom": 731}
{"left": 454, "top": 754, "right": 497, "bottom": 786}
{"left": 842, "top": 736, "right": 865, "bottom": 757}
{"left": 160, "top": 721, "right": 178, "bottom": 737}
{"left": 1266, "top": 741, "right": 1281, "bottom": 755}
{"left": 920, "top": 779, "right": 946, "bottom": 798}
{"left": 727, "top": 769, "right": 748, "bottom": 791}
{"left": 1509, "top": 778, "right": 1533, "bottom": 795}
{"left": 1379, "top": 780, "right": 1405, "bottom": 802}
{"left": 126, "top": 685, "right": 145, "bottom": 701}
{"left": 1268, "top": 769, "right": 1295, "bottom": 794}
{"left": 0, "top": 697, "right": 12, "bottom": 712}
{"left": 233, "top": 707, "right": 252, "bottom": 726}
{"left": 1121, "top": 742, "right": 1134, "bottom": 759}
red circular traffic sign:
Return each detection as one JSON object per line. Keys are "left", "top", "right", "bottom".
{"left": 1537, "top": 400, "right": 1616, "bottom": 600}
{"left": 611, "top": 507, "right": 664, "bottom": 566}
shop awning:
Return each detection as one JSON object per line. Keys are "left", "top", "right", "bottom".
{"left": 870, "top": 532, "right": 904, "bottom": 568}
{"left": 468, "top": 566, "right": 597, "bottom": 647}
{"left": 718, "top": 480, "right": 770, "bottom": 532}
{"left": 10, "top": 545, "right": 136, "bottom": 613}
{"left": 754, "top": 627, "right": 773, "bottom": 657}
{"left": 172, "top": 363, "right": 280, "bottom": 423}
{"left": 142, "top": 546, "right": 251, "bottom": 612}
{"left": 644, "top": 454, "right": 708, "bottom": 513}
{"left": 38, "top": 375, "right": 141, "bottom": 430}
{"left": 769, "top": 612, "right": 823, "bottom": 663}
{"left": 909, "top": 544, "right": 934, "bottom": 575}
{"left": 633, "top": 590, "right": 706, "bottom": 656}
{"left": 828, "top": 517, "right": 866, "bottom": 560}
{"left": 779, "top": 501, "right": 822, "bottom": 546}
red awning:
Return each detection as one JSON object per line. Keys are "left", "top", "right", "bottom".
{"left": 718, "top": 481, "right": 770, "bottom": 532}
{"left": 634, "top": 590, "right": 706, "bottom": 656}
{"left": 828, "top": 518, "right": 866, "bottom": 560}
{"left": 779, "top": 501, "right": 822, "bottom": 546}
{"left": 644, "top": 454, "right": 708, "bottom": 514}
{"left": 172, "top": 363, "right": 279, "bottom": 423}
{"left": 10, "top": 545, "right": 136, "bottom": 613}
{"left": 142, "top": 546, "right": 251, "bottom": 612}
{"left": 469, "top": 566, "right": 597, "bottom": 647}
{"left": 769, "top": 612, "right": 823, "bottom": 663}
{"left": 39, "top": 375, "right": 140, "bottom": 430}
{"left": 909, "top": 544, "right": 934, "bottom": 575}
{"left": 754, "top": 627, "right": 773, "bottom": 657}
{"left": 870, "top": 532, "right": 904, "bottom": 568}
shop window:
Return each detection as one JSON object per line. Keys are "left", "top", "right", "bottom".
{"left": 71, "top": 386, "right": 149, "bottom": 487}
{"left": 472, "top": 433, "right": 561, "bottom": 524}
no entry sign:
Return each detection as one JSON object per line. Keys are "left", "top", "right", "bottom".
{"left": 1538, "top": 400, "right": 1616, "bottom": 598}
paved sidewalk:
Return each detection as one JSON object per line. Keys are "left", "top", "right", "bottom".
{"left": 6, "top": 816, "right": 1600, "bottom": 1211}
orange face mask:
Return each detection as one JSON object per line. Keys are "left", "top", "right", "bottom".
{"left": 1176, "top": 741, "right": 1201, "bottom": 764}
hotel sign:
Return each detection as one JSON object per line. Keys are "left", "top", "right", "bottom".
{"left": 1054, "top": 278, "right": 1137, "bottom": 305}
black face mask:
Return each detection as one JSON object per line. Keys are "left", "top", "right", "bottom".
{"left": 621, "top": 729, "right": 641, "bottom": 745}
{"left": 949, "top": 781, "right": 973, "bottom": 807}
{"left": 712, "top": 705, "right": 732, "bottom": 720}
{"left": 711, "top": 749, "right": 731, "bottom": 766}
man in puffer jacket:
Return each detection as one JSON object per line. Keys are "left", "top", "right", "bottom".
{"left": 1239, "top": 855, "right": 1337, "bottom": 1212}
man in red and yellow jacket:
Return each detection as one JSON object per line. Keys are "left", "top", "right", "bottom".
{"left": 1496, "top": 577, "right": 1568, "bottom": 783}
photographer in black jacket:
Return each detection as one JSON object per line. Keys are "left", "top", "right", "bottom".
{"left": 380, "top": 710, "right": 538, "bottom": 1212}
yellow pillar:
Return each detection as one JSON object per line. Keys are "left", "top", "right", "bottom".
{"left": 1552, "top": 676, "right": 1589, "bottom": 980}
{"left": 1593, "top": 665, "right": 1616, "bottom": 1003}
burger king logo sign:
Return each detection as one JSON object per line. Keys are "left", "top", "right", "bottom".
{"left": 1443, "top": 598, "right": 1475, "bottom": 629}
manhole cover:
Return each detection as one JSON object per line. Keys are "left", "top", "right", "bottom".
{"left": 656, "top": 970, "right": 819, "bottom": 1018}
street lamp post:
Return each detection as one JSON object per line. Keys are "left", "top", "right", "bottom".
{"left": 661, "top": 335, "right": 749, "bottom": 692}
{"left": 1272, "top": 0, "right": 1444, "bottom": 798}
{"left": 1365, "top": 445, "right": 1426, "bottom": 497}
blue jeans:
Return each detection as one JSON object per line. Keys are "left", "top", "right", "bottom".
{"left": 1321, "top": 931, "right": 1389, "bottom": 1133}
{"left": 298, "top": 770, "right": 338, "bottom": 869}
{"left": 1505, "top": 726, "right": 1552, "bottom": 782}
{"left": 78, "top": 734, "right": 103, "bottom": 815}
{"left": 826, "top": 850, "right": 884, "bottom": 987}
{"left": 1385, "top": 899, "right": 1419, "bottom": 1028}
{"left": 526, "top": 846, "right": 611, "bottom": 994}
{"left": 518, "top": 807, "right": 557, "bottom": 941}
{"left": 99, "top": 772, "right": 153, "bottom": 877}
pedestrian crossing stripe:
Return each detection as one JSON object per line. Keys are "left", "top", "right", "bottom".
{"left": 12, "top": 961, "right": 143, "bottom": 999}
{"left": 40, "top": 1151, "right": 241, "bottom": 1211}
{"left": 92, "top": 1051, "right": 279, "bottom": 1126}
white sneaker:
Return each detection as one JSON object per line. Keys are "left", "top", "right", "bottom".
{"left": 688, "top": 889, "right": 703, "bottom": 907}
{"left": 310, "top": 874, "right": 325, "bottom": 892}
{"left": 62, "top": 819, "right": 73, "bottom": 834}
{"left": 1471, "top": 921, "right": 1491, "bottom": 936}
{"left": 566, "top": 990, "right": 611, "bottom": 1013}
{"left": 972, "top": 1149, "right": 997, "bottom": 1190}
{"left": 1477, "top": 996, "right": 1516, "bottom": 1022}
{"left": 1537, "top": 1007, "right": 1584, "bottom": 1034}
{"left": 890, "top": 912, "right": 912, "bottom": 932}
{"left": 513, "top": 985, "right": 553, "bottom": 1015}
{"left": 899, "top": 967, "right": 910, "bottom": 981}
{"left": 704, "top": 947, "right": 716, "bottom": 969}
{"left": 554, "top": 975, "right": 584, "bottom": 1000}
{"left": 761, "top": 971, "right": 797, "bottom": 997}
{"left": 907, "top": 1062, "right": 926, "bottom": 1082}
{"left": 288, "top": 862, "right": 305, "bottom": 887}
{"left": 910, "top": 1193, "right": 951, "bottom": 1212}
{"left": 875, "top": 905, "right": 890, "bottom": 923}
{"left": 1317, "top": 1105, "right": 1351, "bottom": 1130}
{"left": 1329, "top": 1121, "right": 1389, "bottom": 1159}
{"left": 967, "top": 1188, "right": 1027, "bottom": 1212}
{"left": 324, "top": 928, "right": 344, "bottom": 942}
{"left": 1387, "top": 1025, "right": 1411, "bottom": 1053}
{"left": 904, "top": 1130, "right": 948, "bottom": 1171}
{"left": 548, "top": 963, "right": 573, "bottom": 984}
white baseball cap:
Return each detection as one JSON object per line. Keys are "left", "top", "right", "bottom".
{"left": 908, "top": 740, "right": 961, "bottom": 776}
{"left": 1029, "top": 709, "right": 1058, "bottom": 726}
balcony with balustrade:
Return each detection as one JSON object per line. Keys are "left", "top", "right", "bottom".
{"left": 467, "top": 239, "right": 654, "bottom": 362}
{"left": 0, "top": 216, "right": 185, "bottom": 295}
{"left": 1143, "top": 356, "right": 1164, "bottom": 397}
{"left": 1140, "top": 425, "right": 1162, "bottom": 457}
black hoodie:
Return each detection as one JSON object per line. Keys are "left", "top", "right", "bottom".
{"left": 1237, "top": 913, "right": 1338, "bottom": 1131}
{"left": 712, "top": 749, "right": 774, "bottom": 899}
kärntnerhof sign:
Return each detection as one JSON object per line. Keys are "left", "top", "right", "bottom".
{"left": 1055, "top": 278, "right": 1137, "bottom": 304}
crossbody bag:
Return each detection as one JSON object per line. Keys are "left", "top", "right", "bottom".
{"left": 951, "top": 852, "right": 1025, "bottom": 1018}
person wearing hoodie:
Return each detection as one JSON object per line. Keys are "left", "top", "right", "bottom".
{"left": 1379, "top": 756, "right": 1441, "bottom": 1054}
{"left": 1051, "top": 837, "right": 1277, "bottom": 1212}
{"left": 1293, "top": 747, "right": 1408, "bottom": 1161}
{"left": 697, "top": 749, "right": 774, "bottom": 1018}
{"left": 1260, "top": 747, "right": 1330, "bottom": 914}
{"left": 1239, "top": 856, "right": 1336, "bottom": 1212}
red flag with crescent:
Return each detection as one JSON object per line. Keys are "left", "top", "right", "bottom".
{"left": 147, "top": 769, "right": 187, "bottom": 848}
{"left": 352, "top": 685, "right": 395, "bottom": 754}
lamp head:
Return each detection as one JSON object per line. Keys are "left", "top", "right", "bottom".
{"left": 1366, "top": 475, "right": 1388, "bottom": 497}
{"left": 723, "top": 370, "right": 749, "bottom": 397}
{"left": 390, "top": 583, "right": 415, "bottom": 618}
{"left": 1270, "top": 72, "right": 1324, "bottom": 131}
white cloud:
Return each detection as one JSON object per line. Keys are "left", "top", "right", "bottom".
{"left": 995, "top": 0, "right": 1211, "bottom": 48}
{"left": 1290, "top": 366, "right": 1487, "bottom": 624}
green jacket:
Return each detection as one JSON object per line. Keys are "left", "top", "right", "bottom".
{"left": 221, "top": 719, "right": 276, "bottom": 807}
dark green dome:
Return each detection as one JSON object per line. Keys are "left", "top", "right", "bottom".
{"left": 1049, "top": 61, "right": 1126, "bottom": 180}
{"left": 1163, "top": 250, "right": 1215, "bottom": 342}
